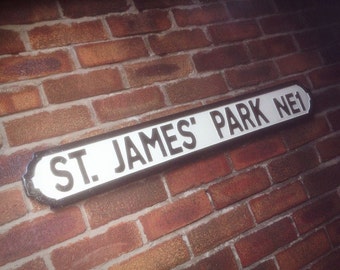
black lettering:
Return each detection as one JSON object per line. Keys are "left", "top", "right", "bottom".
{"left": 139, "top": 128, "right": 167, "bottom": 162}
{"left": 236, "top": 103, "right": 256, "bottom": 130}
{"left": 210, "top": 110, "right": 225, "bottom": 139}
{"left": 112, "top": 140, "right": 125, "bottom": 173}
{"left": 177, "top": 119, "right": 197, "bottom": 149}
{"left": 160, "top": 123, "right": 183, "bottom": 155}
{"left": 286, "top": 93, "right": 300, "bottom": 114}
{"left": 225, "top": 107, "right": 243, "bottom": 135}
{"left": 249, "top": 98, "right": 269, "bottom": 125}
{"left": 125, "top": 136, "right": 147, "bottom": 170}
{"left": 273, "top": 96, "right": 290, "bottom": 118}
{"left": 296, "top": 91, "right": 306, "bottom": 111}
{"left": 68, "top": 149, "right": 90, "bottom": 185}
{"left": 50, "top": 156, "right": 74, "bottom": 192}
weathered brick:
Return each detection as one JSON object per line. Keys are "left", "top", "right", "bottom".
{"left": 0, "top": 29, "right": 25, "bottom": 55}
{"left": 293, "top": 193, "right": 340, "bottom": 234}
{"left": 208, "top": 20, "right": 261, "bottom": 44}
{"left": 149, "top": 29, "right": 210, "bottom": 55}
{"left": 173, "top": 3, "right": 228, "bottom": 26}
{"left": 107, "top": 10, "right": 171, "bottom": 37}
{"left": 4, "top": 105, "right": 93, "bottom": 146}
{"left": 15, "top": 258, "right": 48, "bottom": 270}
{"left": 0, "top": 50, "right": 74, "bottom": 83}
{"left": 276, "top": 230, "right": 331, "bottom": 270}
{"left": 229, "top": 135, "right": 286, "bottom": 170}
{"left": 0, "top": 0, "right": 59, "bottom": 25}
{"left": 248, "top": 35, "right": 296, "bottom": 60}
{"left": 165, "top": 74, "right": 228, "bottom": 105}
{"left": 313, "top": 86, "right": 340, "bottom": 114}
{"left": 295, "top": 28, "right": 335, "bottom": 51}
{"left": 260, "top": 14, "right": 304, "bottom": 34}
{"left": 141, "top": 191, "right": 212, "bottom": 241}
{"left": 235, "top": 218, "right": 297, "bottom": 267}
{"left": 225, "top": 61, "right": 278, "bottom": 88}
{"left": 76, "top": 38, "right": 148, "bottom": 68}
{"left": 268, "top": 146, "right": 319, "bottom": 183}
{"left": 165, "top": 153, "right": 231, "bottom": 195}
{"left": 227, "top": 0, "right": 274, "bottom": 18}
{"left": 309, "top": 63, "right": 340, "bottom": 89}
{"left": 188, "top": 204, "right": 254, "bottom": 255}
{"left": 326, "top": 219, "right": 340, "bottom": 246}
{"left": 310, "top": 249, "right": 340, "bottom": 270}
{"left": 124, "top": 55, "right": 193, "bottom": 87}
{"left": 0, "top": 188, "right": 27, "bottom": 226}
{"left": 43, "top": 68, "right": 124, "bottom": 104}
{"left": 93, "top": 86, "right": 165, "bottom": 122}
{"left": 209, "top": 168, "right": 270, "bottom": 209}
{"left": 250, "top": 182, "right": 308, "bottom": 223}
{"left": 0, "top": 85, "right": 42, "bottom": 116}
{"left": 0, "top": 207, "right": 86, "bottom": 266}
{"left": 134, "top": 0, "right": 192, "bottom": 11}
{"left": 109, "top": 237, "right": 190, "bottom": 270}
{"left": 29, "top": 20, "right": 107, "bottom": 49}
{"left": 193, "top": 44, "right": 249, "bottom": 72}
{"left": 281, "top": 117, "right": 330, "bottom": 149}
{"left": 328, "top": 109, "right": 340, "bottom": 131}
{"left": 84, "top": 176, "right": 167, "bottom": 228}
{"left": 59, "top": 0, "right": 129, "bottom": 18}
{"left": 51, "top": 222, "right": 142, "bottom": 270}
{"left": 251, "top": 260, "right": 278, "bottom": 270}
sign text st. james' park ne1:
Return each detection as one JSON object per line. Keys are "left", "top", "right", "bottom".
{"left": 23, "top": 84, "right": 312, "bottom": 207}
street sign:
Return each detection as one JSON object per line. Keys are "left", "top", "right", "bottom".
{"left": 23, "top": 84, "right": 312, "bottom": 207}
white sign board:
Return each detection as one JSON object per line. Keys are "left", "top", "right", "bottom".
{"left": 23, "top": 84, "right": 312, "bottom": 207}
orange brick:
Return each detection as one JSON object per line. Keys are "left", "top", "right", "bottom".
{"left": 209, "top": 167, "right": 270, "bottom": 209}
{"left": 326, "top": 219, "right": 340, "bottom": 246}
{"left": 43, "top": 68, "right": 124, "bottom": 104}
{"left": 227, "top": 0, "right": 274, "bottom": 18}
{"left": 4, "top": 106, "right": 93, "bottom": 146}
{"left": 276, "top": 230, "right": 331, "bottom": 270}
{"left": 235, "top": 218, "right": 297, "bottom": 267}
{"left": 165, "top": 74, "right": 228, "bottom": 105}
{"left": 0, "top": 86, "right": 42, "bottom": 116}
{"left": 51, "top": 222, "right": 142, "bottom": 270}
{"left": 75, "top": 38, "right": 148, "bottom": 68}
{"left": 15, "top": 258, "right": 48, "bottom": 270}
{"left": 310, "top": 249, "right": 340, "bottom": 270}
{"left": 0, "top": 189, "right": 27, "bottom": 226}
{"left": 250, "top": 182, "right": 308, "bottom": 223}
{"left": 93, "top": 86, "right": 165, "bottom": 122}
{"left": 309, "top": 63, "right": 340, "bottom": 89}
{"left": 29, "top": 20, "right": 107, "bottom": 49}
{"left": 0, "top": 207, "right": 86, "bottom": 266}
{"left": 188, "top": 204, "right": 254, "bottom": 255}
{"left": 109, "top": 237, "right": 190, "bottom": 270}
{"left": 173, "top": 4, "right": 228, "bottom": 26}
{"left": 165, "top": 153, "right": 231, "bottom": 195}
{"left": 0, "top": 50, "right": 74, "bottom": 83}
{"left": 107, "top": 10, "right": 171, "bottom": 37}
{"left": 260, "top": 14, "right": 304, "bottom": 34}
{"left": 229, "top": 135, "right": 286, "bottom": 170}
{"left": 84, "top": 176, "right": 167, "bottom": 228}
{"left": 124, "top": 55, "right": 193, "bottom": 87}
{"left": 0, "top": 29, "right": 25, "bottom": 55}
{"left": 135, "top": 0, "right": 192, "bottom": 11}
{"left": 140, "top": 191, "right": 212, "bottom": 241}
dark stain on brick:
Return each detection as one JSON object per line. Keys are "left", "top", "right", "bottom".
{"left": 136, "top": 63, "right": 180, "bottom": 77}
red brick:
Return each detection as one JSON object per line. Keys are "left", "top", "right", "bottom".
{"left": 165, "top": 153, "right": 231, "bottom": 195}
{"left": 183, "top": 247, "right": 238, "bottom": 270}
{"left": 236, "top": 218, "right": 297, "bottom": 267}
{"left": 248, "top": 35, "right": 296, "bottom": 60}
{"left": 250, "top": 182, "right": 308, "bottom": 223}
{"left": 260, "top": 14, "right": 305, "bottom": 34}
{"left": 310, "top": 249, "right": 340, "bottom": 270}
{"left": 84, "top": 176, "right": 167, "bottom": 228}
{"left": 4, "top": 105, "right": 93, "bottom": 146}
{"left": 59, "top": 0, "right": 129, "bottom": 18}
{"left": 209, "top": 168, "right": 270, "bottom": 209}
{"left": 124, "top": 55, "right": 193, "bottom": 87}
{"left": 29, "top": 20, "right": 107, "bottom": 49}
{"left": 251, "top": 260, "right": 278, "bottom": 270}
{"left": 93, "top": 86, "right": 164, "bottom": 122}
{"left": 0, "top": 189, "right": 27, "bottom": 226}
{"left": 309, "top": 63, "right": 340, "bottom": 89}
{"left": 0, "top": 50, "right": 74, "bottom": 83}
{"left": 281, "top": 117, "right": 330, "bottom": 149}
{"left": 326, "top": 219, "right": 340, "bottom": 246}
{"left": 0, "top": 29, "right": 25, "bottom": 55}
{"left": 0, "top": 207, "right": 85, "bottom": 266}
{"left": 0, "top": 0, "right": 59, "bottom": 25}
{"left": 173, "top": 3, "right": 228, "bottom": 26}
{"left": 225, "top": 61, "right": 278, "bottom": 88}
{"left": 313, "top": 86, "right": 340, "bottom": 114}
{"left": 302, "top": 164, "right": 340, "bottom": 198}
{"left": 277, "top": 52, "right": 321, "bottom": 76}
{"left": 141, "top": 191, "right": 212, "bottom": 241}
{"left": 193, "top": 44, "right": 249, "bottom": 72}
{"left": 134, "top": 0, "right": 192, "bottom": 11}
{"left": 165, "top": 74, "right": 228, "bottom": 105}
{"left": 302, "top": 5, "right": 340, "bottom": 28}
{"left": 295, "top": 28, "right": 334, "bottom": 51}
{"left": 276, "top": 230, "right": 331, "bottom": 270}
{"left": 268, "top": 147, "right": 319, "bottom": 183}
{"left": 227, "top": 0, "right": 274, "bottom": 18}
{"left": 209, "top": 20, "right": 261, "bottom": 44}
{"left": 274, "top": 0, "right": 318, "bottom": 11}
{"left": 328, "top": 109, "right": 340, "bottom": 131}
{"left": 293, "top": 193, "right": 340, "bottom": 234}
{"left": 229, "top": 135, "right": 286, "bottom": 170}
{"left": 0, "top": 85, "right": 42, "bottom": 116}
{"left": 15, "top": 258, "right": 48, "bottom": 270}
{"left": 51, "top": 222, "right": 142, "bottom": 270}
{"left": 109, "top": 237, "right": 190, "bottom": 270}
{"left": 188, "top": 204, "right": 254, "bottom": 255}
{"left": 321, "top": 43, "right": 340, "bottom": 64}
{"left": 107, "top": 10, "right": 171, "bottom": 37}
{"left": 44, "top": 68, "right": 124, "bottom": 104}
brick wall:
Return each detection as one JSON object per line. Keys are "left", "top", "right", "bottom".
{"left": 0, "top": 0, "right": 339, "bottom": 269}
